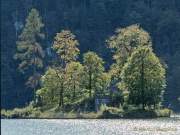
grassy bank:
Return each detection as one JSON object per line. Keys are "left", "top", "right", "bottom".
{"left": 1, "top": 105, "right": 171, "bottom": 119}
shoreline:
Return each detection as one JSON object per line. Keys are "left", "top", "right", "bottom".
{"left": 1, "top": 106, "right": 173, "bottom": 119}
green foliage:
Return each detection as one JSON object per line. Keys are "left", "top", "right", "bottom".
{"left": 95, "top": 72, "right": 111, "bottom": 97}
{"left": 66, "top": 62, "right": 85, "bottom": 101}
{"left": 2, "top": 0, "right": 180, "bottom": 111}
{"left": 83, "top": 51, "right": 105, "bottom": 97}
{"left": 120, "top": 46, "right": 166, "bottom": 108}
{"left": 7, "top": 19, "right": 171, "bottom": 118}
{"left": 36, "top": 63, "right": 85, "bottom": 109}
{"left": 1, "top": 103, "right": 41, "bottom": 118}
{"left": 99, "top": 105, "right": 124, "bottom": 118}
{"left": 123, "top": 108, "right": 171, "bottom": 118}
{"left": 52, "top": 30, "right": 79, "bottom": 65}
{"left": 107, "top": 24, "right": 152, "bottom": 69}
{"left": 155, "top": 108, "right": 171, "bottom": 117}
{"left": 36, "top": 67, "right": 60, "bottom": 106}
{"left": 14, "top": 8, "right": 45, "bottom": 90}
{"left": 83, "top": 52, "right": 104, "bottom": 74}
{"left": 44, "top": 30, "right": 81, "bottom": 108}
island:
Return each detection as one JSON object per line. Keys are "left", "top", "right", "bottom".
{"left": 1, "top": 8, "right": 172, "bottom": 119}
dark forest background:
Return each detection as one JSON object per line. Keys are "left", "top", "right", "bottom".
{"left": 1, "top": 0, "right": 180, "bottom": 111}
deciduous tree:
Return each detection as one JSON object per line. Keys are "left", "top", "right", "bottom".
{"left": 83, "top": 52, "right": 105, "bottom": 98}
{"left": 119, "top": 46, "right": 166, "bottom": 109}
{"left": 66, "top": 62, "right": 84, "bottom": 101}
{"left": 107, "top": 24, "right": 152, "bottom": 79}
{"left": 52, "top": 30, "right": 80, "bottom": 108}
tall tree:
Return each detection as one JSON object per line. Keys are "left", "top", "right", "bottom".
{"left": 52, "top": 30, "right": 79, "bottom": 108}
{"left": 107, "top": 24, "right": 152, "bottom": 79}
{"left": 95, "top": 72, "right": 111, "bottom": 98}
{"left": 52, "top": 30, "right": 79, "bottom": 67}
{"left": 14, "top": 8, "right": 45, "bottom": 99}
{"left": 83, "top": 51, "right": 105, "bottom": 98}
{"left": 36, "top": 67, "right": 60, "bottom": 107}
{"left": 66, "top": 62, "right": 84, "bottom": 101}
{"left": 120, "top": 46, "right": 166, "bottom": 109}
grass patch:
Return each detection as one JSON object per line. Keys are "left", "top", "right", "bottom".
{"left": 123, "top": 108, "right": 171, "bottom": 118}
{"left": 1, "top": 104, "right": 41, "bottom": 118}
{"left": 97, "top": 105, "right": 124, "bottom": 118}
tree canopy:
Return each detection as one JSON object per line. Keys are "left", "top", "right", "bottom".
{"left": 120, "top": 46, "right": 166, "bottom": 109}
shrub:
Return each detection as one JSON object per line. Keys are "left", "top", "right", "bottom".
{"left": 1, "top": 103, "right": 41, "bottom": 118}
{"left": 155, "top": 108, "right": 171, "bottom": 117}
{"left": 99, "top": 106, "right": 124, "bottom": 118}
{"left": 123, "top": 109, "right": 157, "bottom": 118}
{"left": 123, "top": 108, "right": 171, "bottom": 118}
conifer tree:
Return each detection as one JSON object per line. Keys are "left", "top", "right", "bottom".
{"left": 83, "top": 52, "right": 105, "bottom": 98}
{"left": 120, "top": 46, "right": 166, "bottom": 109}
{"left": 66, "top": 62, "right": 84, "bottom": 101}
{"left": 14, "top": 8, "right": 45, "bottom": 99}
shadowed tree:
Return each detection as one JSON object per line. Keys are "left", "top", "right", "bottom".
{"left": 14, "top": 8, "right": 45, "bottom": 100}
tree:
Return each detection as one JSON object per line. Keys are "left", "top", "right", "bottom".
{"left": 83, "top": 51, "right": 105, "bottom": 98}
{"left": 107, "top": 25, "right": 153, "bottom": 106}
{"left": 66, "top": 62, "right": 84, "bottom": 101}
{"left": 95, "top": 72, "right": 111, "bottom": 98}
{"left": 107, "top": 24, "right": 152, "bottom": 79}
{"left": 52, "top": 30, "right": 80, "bottom": 108}
{"left": 14, "top": 8, "right": 45, "bottom": 99}
{"left": 52, "top": 30, "right": 79, "bottom": 67}
{"left": 119, "top": 46, "right": 166, "bottom": 109}
{"left": 36, "top": 67, "right": 60, "bottom": 106}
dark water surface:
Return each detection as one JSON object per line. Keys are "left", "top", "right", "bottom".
{"left": 1, "top": 118, "right": 180, "bottom": 135}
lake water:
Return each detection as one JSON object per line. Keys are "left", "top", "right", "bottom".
{"left": 1, "top": 118, "right": 180, "bottom": 135}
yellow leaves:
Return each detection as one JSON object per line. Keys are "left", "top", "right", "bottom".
{"left": 83, "top": 51, "right": 105, "bottom": 74}
{"left": 107, "top": 24, "right": 152, "bottom": 65}
{"left": 52, "top": 30, "right": 80, "bottom": 64}
{"left": 65, "top": 62, "right": 84, "bottom": 91}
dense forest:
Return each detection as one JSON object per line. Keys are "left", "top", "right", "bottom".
{"left": 1, "top": 0, "right": 180, "bottom": 112}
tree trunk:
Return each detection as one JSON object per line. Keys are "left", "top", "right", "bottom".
{"left": 89, "top": 71, "right": 92, "bottom": 97}
{"left": 141, "top": 56, "right": 145, "bottom": 110}
{"left": 59, "top": 82, "right": 64, "bottom": 108}
{"left": 73, "top": 81, "right": 76, "bottom": 101}
{"left": 33, "top": 46, "right": 36, "bottom": 101}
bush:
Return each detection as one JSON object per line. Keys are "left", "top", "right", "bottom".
{"left": 155, "top": 108, "right": 171, "bottom": 117}
{"left": 64, "top": 97, "right": 95, "bottom": 112}
{"left": 123, "top": 108, "right": 171, "bottom": 118}
{"left": 1, "top": 104, "right": 41, "bottom": 118}
{"left": 123, "top": 109, "right": 157, "bottom": 118}
{"left": 1, "top": 109, "right": 12, "bottom": 118}
{"left": 99, "top": 106, "right": 124, "bottom": 118}
{"left": 81, "top": 112, "right": 99, "bottom": 119}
